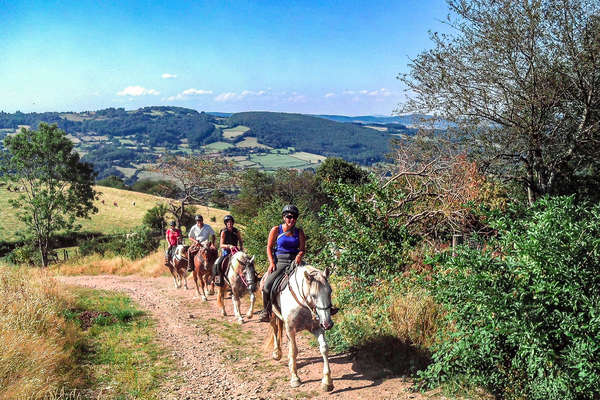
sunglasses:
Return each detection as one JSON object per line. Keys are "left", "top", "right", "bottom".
{"left": 284, "top": 214, "right": 297, "bottom": 220}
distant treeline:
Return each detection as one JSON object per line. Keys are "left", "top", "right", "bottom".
{"left": 228, "top": 111, "right": 396, "bottom": 164}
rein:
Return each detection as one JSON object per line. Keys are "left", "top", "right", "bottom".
{"left": 289, "top": 267, "right": 332, "bottom": 321}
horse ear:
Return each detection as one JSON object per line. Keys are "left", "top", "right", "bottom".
{"left": 249, "top": 256, "right": 255, "bottom": 264}
{"left": 304, "top": 270, "right": 313, "bottom": 282}
{"left": 325, "top": 267, "right": 330, "bottom": 279}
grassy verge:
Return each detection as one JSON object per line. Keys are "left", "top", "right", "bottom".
{"left": 65, "top": 287, "right": 173, "bottom": 399}
{"left": 0, "top": 265, "right": 173, "bottom": 399}
{"left": 52, "top": 250, "right": 168, "bottom": 277}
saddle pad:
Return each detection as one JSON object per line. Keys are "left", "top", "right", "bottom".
{"left": 270, "top": 270, "right": 290, "bottom": 300}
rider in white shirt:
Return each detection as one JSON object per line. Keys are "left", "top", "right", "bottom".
{"left": 187, "top": 215, "right": 216, "bottom": 271}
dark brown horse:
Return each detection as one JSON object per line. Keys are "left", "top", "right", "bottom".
{"left": 190, "top": 243, "right": 218, "bottom": 301}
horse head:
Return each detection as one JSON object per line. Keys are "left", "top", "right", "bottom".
{"left": 233, "top": 252, "right": 257, "bottom": 292}
{"left": 303, "top": 267, "right": 334, "bottom": 330}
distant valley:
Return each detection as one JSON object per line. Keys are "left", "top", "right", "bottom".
{"left": 0, "top": 106, "right": 418, "bottom": 184}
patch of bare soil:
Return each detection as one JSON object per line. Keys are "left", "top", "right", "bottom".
{"left": 57, "top": 274, "right": 442, "bottom": 400}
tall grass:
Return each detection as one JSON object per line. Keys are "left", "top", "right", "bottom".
{"left": 0, "top": 266, "right": 84, "bottom": 399}
{"left": 52, "top": 250, "right": 168, "bottom": 277}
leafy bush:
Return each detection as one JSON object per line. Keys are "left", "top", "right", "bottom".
{"left": 142, "top": 203, "right": 168, "bottom": 232}
{"left": 123, "top": 225, "right": 160, "bottom": 260}
{"left": 421, "top": 196, "right": 600, "bottom": 399}
{"left": 5, "top": 243, "right": 40, "bottom": 266}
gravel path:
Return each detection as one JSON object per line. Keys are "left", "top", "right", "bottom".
{"left": 57, "top": 274, "right": 436, "bottom": 400}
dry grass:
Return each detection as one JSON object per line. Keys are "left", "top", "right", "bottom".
{"left": 390, "top": 287, "right": 442, "bottom": 348}
{"left": 0, "top": 265, "right": 84, "bottom": 399}
{"left": 52, "top": 250, "right": 169, "bottom": 277}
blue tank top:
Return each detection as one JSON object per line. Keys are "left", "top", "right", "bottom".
{"left": 276, "top": 225, "right": 299, "bottom": 255}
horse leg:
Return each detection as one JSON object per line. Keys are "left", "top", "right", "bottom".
{"left": 182, "top": 270, "right": 189, "bottom": 290}
{"left": 217, "top": 286, "right": 227, "bottom": 316}
{"left": 232, "top": 292, "right": 243, "bottom": 324}
{"left": 313, "top": 329, "right": 334, "bottom": 391}
{"left": 270, "top": 318, "right": 282, "bottom": 360}
{"left": 168, "top": 265, "right": 179, "bottom": 288}
{"left": 286, "top": 325, "right": 301, "bottom": 387}
{"left": 246, "top": 291, "right": 255, "bottom": 318}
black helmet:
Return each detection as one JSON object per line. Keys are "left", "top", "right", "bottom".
{"left": 224, "top": 215, "right": 234, "bottom": 223}
{"left": 170, "top": 221, "right": 176, "bottom": 227}
{"left": 195, "top": 215, "right": 203, "bottom": 221}
{"left": 281, "top": 205, "right": 299, "bottom": 217}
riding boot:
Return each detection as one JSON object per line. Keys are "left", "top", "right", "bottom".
{"left": 258, "top": 292, "right": 271, "bottom": 322}
{"left": 213, "top": 257, "right": 223, "bottom": 286}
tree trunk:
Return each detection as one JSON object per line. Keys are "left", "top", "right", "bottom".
{"left": 38, "top": 239, "right": 48, "bottom": 268}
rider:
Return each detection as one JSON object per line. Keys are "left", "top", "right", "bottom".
{"left": 187, "top": 215, "right": 216, "bottom": 272}
{"left": 165, "top": 221, "right": 182, "bottom": 266}
{"left": 258, "top": 205, "right": 305, "bottom": 322}
{"left": 213, "top": 215, "right": 243, "bottom": 286}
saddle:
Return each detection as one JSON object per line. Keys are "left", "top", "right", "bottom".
{"left": 270, "top": 262, "right": 298, "bottom": 306}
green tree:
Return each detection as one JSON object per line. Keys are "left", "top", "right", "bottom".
{"left": 97, "top": 175, "right": 129, "bottom": 190}
{"left": 400, "top": 0, "right": 600, "bottom": 204}
{"left": 315, "top": 157, "right": 368, "bottom": 186}
{"left": 1, "top": 123, "right": 97, "bottom": 266}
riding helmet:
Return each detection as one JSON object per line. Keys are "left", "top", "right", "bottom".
{"left": 170, "top": 221, "right": 176, "bottom": 227}
{"left": 281, "top": 204, "right": 299, "bottom": 217}
{"left": 224, "top": 215, "right": 235, "bottom": 223}
{"left": 195, "top": 215, "right": 203, "bottom": 221}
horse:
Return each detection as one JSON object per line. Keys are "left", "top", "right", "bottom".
{"left": 165, "top": 244, "right": 190, "bottom": 289}
{"left": 264, "top": 264, "right": 334, "bottom": 392}
{"left": 190, "top": 243, "right": 219, "bottom": 301}
{"left": 217, "top": 251, "right": 257, "bottom": 324}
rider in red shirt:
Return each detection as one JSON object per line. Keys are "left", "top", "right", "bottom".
{"left": 165, "top": 221, "right": 182, "bottom": 265}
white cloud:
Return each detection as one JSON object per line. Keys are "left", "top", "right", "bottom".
{"left": 324, "top": 92, "right": 336, "bottom": 98}
{"left": 161, "top": 73, "right": 177, "bottom": 79}
{"left": 342, "top": 88, "right": 393, "bottom": 99}
{"left": 166, "top": 88, "right": 213, "bottom": 101}
{"left": 117, "top": 86, "right": 159, "bottom": 96}
{"left": 215, "top": 92, "right": 239, "bottom": 102}
{"left": 215, "top": 89, "right": 268, "bottom": 102}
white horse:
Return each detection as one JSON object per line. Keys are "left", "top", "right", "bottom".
{"left": 217, "top": 251, "right": 257, "bottom": 324}
{"left": 265, "top": 264, "right": 335, "bottom": 392}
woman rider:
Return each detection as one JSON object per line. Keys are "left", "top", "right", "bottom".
{"left": 258, "top": 205, "right": 305, "bottom": 322}
{"left": 213, "top": 214, "right": 243, "bottom": 286}
{"left": 164, "top": 220, "right": 182, "bottom": 266}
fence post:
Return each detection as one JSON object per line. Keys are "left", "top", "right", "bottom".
{"left": 452, "top": 234, "right": 463, "bottom": 257}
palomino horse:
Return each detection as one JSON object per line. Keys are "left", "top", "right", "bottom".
{"left": 217, "top": 251, "right": 257, "bottom": 324}
{"left": 264, "top": 264, "right": 334, "bottom": 392}
{"left": 166, "top": 244, "right": 190, "bottom": 289}
{"left": 190, "top": 243, "right": 218, "bottom": 301}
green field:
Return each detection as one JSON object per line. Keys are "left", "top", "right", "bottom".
{"left": 222, "top": 125, "right": 250, "bottom": 139}
{"left": 203, "top": 141, "right": 234, "bottom": 152}
{"left": 249, "top": 153, "right": 309, "bottom": 170}
{"left": 0, "top": 186, "right": 230, "bottom": 242}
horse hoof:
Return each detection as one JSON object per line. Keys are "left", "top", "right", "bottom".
{"left": 202, "top": 296, "right": 208, "bottom": 302}
{"left": 221, "top": 310, "right": 227, "bottom": 317}
{"left": 321, "top": 383, "right": 334, "bottom": 392}
{"left": 246, "top": 313, "right": 253, "bottom": 319}
{"left": 237, "top": 318, "right": 243, "bottom": 325}
{"left": 290, "top": 379, "right": 301, "bottom": 388}
{"left": 272, "top": 352, "right": 281, "bottom": 361}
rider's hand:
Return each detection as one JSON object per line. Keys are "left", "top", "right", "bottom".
{"left": 268, "top": 263, "right": 275, "bottom": 273}
{"left": 295, "top": 256, "right": 302, "bottom": 265}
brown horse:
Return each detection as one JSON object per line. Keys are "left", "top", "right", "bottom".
{"left": 166, "top": 244, "right": 190, "bottom": 289}
{"left": 190, "top": 243, "right": 218, "bottom": 301}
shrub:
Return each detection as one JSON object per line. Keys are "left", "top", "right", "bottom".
{"left": 5, "top": 243, "right": 40, "bottom": 266}
{"left": 421, "top": 196, "right": 600, "bottom": 399}
{"left": 123, "top": 225, "right": 160, "bottom": 260}
{"left": 142, "top": 203, "right": 168, "bottom": 232}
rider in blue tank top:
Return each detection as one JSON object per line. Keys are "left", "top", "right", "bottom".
{"left": 259, "top": 205, "right": 305, "bottom": 322}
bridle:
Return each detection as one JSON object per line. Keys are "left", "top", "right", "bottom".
{"left": 289, "top": 267, "right": 333, "bottom": 321}
{"left": 235, "top": 256, "right": 255, "bottom": 289}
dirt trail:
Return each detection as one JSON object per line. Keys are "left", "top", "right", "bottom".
{"left": 57, "top": 275, "right": 435, "bottom": 400}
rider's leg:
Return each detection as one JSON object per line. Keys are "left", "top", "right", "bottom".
{"left": 259, "top": 265, "right": 280, "bottom": 322}
{"left": 186, "top": 247, "right": 196, "bottom": 272}
{"left": 213, "top": 256, "right": 223, "bottom": 286}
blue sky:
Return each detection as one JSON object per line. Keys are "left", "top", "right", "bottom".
{"left": 0, "top": 0, "right": 449, "bottom": 115}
